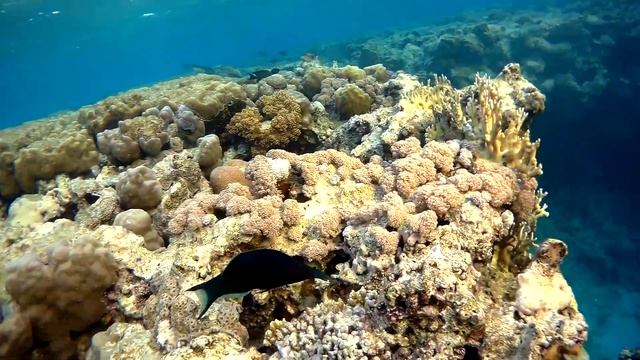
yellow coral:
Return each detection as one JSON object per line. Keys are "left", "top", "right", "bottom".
{"left": 399, "top": 75, "right": 465, "bottom": 140}
{"left": 473, "top": 76, "right": 542, "bottom": 177}
{"left": 334, "top": 84, "right": 372, "bottom": 120}
{"left": 226, "top": 91, "right": 303, "bottom": 152}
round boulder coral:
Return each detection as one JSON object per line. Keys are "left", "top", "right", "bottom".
{"left": 335, "top": 84, "right": 373, "bottom": 120}
{"left": 116, "top": 166, "right": 163, "bottom": 210}
{"left": 113, "top": 209, "right": 164, "bottom": 250}
{"left": 210, "top": 160, "right": 250, "bottom": 193}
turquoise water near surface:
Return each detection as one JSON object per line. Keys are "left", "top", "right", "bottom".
{"left": 1, "top": 0, "right": 522, "bottom": 126}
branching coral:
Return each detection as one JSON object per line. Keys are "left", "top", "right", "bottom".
{"left": 264, "top": 300, "right": 390, "bottom": 358}
{"left": 471, "top": 74, "right": 542, "bottom": 176}
{"left": 0, "top": 62, "right": 587, "bottom": 360}
{"left": 400, "top": 75, "right": 466, "bottom": 139}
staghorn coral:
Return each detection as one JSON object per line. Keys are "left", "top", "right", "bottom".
{"left": 226, "top": 91, "right": 303, "bottom": 152}
{"left": 0, "top": 235, "right": 118, "bottom": 359}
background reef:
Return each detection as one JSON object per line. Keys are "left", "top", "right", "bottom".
{"left": 1, "top": 0, "right": 639, "bottom": 358}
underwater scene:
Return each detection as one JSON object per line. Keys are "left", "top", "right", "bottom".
{"left": 0, "top": 0, "right": 638, "bottom": 359}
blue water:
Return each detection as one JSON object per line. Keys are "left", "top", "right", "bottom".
{"left": 2, "top": 0, "right": 639, "bottom": 358}
{"left": 0, "top": 0, "right": 521, "bottom": 127}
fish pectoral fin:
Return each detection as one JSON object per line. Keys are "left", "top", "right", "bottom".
{"left": 220, "top": 291, "right": 250, "bottom": 300}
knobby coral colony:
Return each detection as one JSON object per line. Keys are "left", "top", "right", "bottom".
{"left": 0, "top": 61, "right": 587, "bottom": 360}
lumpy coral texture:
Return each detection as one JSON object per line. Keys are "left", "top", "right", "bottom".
{"left": 0, "top": 60, "right": 588, "bottom": 360}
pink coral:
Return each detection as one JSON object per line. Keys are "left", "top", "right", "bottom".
{"left": 301, "top": 240, "right": 332, "bottom": 262}
{"left": 478, "top": 172, "right": 515, "bottom": 208}
{"left": 167, "top": 192, "right": 217, "bottom": 235}
{"left": 406, "top": 210, "right": 439, "bottom": 245}
{"left": 281, "top": 199, "right": 302, "bottom": 226}
{"left": 244, "top": 155, "right": 280, "bottom": 197}
{"left": 391, "top": 155, "right": 437, "bottom": 198}
{"left": 390, "top": 137, "right": 422, "bottom": 159}
{"left": 240, "top": 196, "right": 284, "bottom": 239}
{"left": 423, "top": 141, "right": 456, "bottom": 175}
{"left": 411, "top": 183, "right": 464, "bottom": 218}
{"left": 369, "top": 226, "right": 400, "bottom": 255}
{"left": 308, "top": 208, "right": 343, "bottom": 239}
{"left": 448, "top": 168, "right": 483, "bottom": 192}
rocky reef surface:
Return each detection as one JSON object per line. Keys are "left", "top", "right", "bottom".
{"left": 0, "top": 61, "right": 588, "bottom": 359}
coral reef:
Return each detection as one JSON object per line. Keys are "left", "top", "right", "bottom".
{"left": 116, "top": 166, "right": 164, "bottom": 210}
{"left": 0, "top": 235, "right": 118, "bottom": 359}
{"left": 0, "top": 62, "right": 588, "bottom": 360}
{"left": 114, "top": 209, "right": 164, "bottom": 251}
{"left": 226, "top": 91, "right": 304, "bottom": 152}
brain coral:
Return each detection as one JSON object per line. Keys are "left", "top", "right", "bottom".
{"left": 209, "top": 160, "right": 251, "bottom": 193}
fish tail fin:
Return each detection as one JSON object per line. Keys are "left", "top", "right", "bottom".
{"left": 187, "top": 277, "right": 223, "bottom": 319}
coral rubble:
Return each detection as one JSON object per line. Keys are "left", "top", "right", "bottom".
{"left": 0, "top": 61, "right": 587, "bottom": 359}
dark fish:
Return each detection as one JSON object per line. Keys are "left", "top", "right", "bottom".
{"left": 188, "top": 249, "right": 331, "bottom": 318}
{"left": 248, "top": 68, "right": 279, "bottom": 81}
{"left": 257, "top": 50, "right": 268, "bottom": 57}
{"left": 301, "top": 52, "right": 318, "bottom": 62}
{"left": 278, "top": 50, "right": 287, "bottom": 56}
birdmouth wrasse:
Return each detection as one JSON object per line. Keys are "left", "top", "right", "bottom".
{"left": 188, "top": 248, "right": 332, "bottom": 319}
{"left": 248, "top": 68, "right": 279, "bottom": 81}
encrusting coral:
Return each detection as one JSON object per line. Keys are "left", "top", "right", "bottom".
{"left": 0, "top": 61, "right": 588, "bottom": 360}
